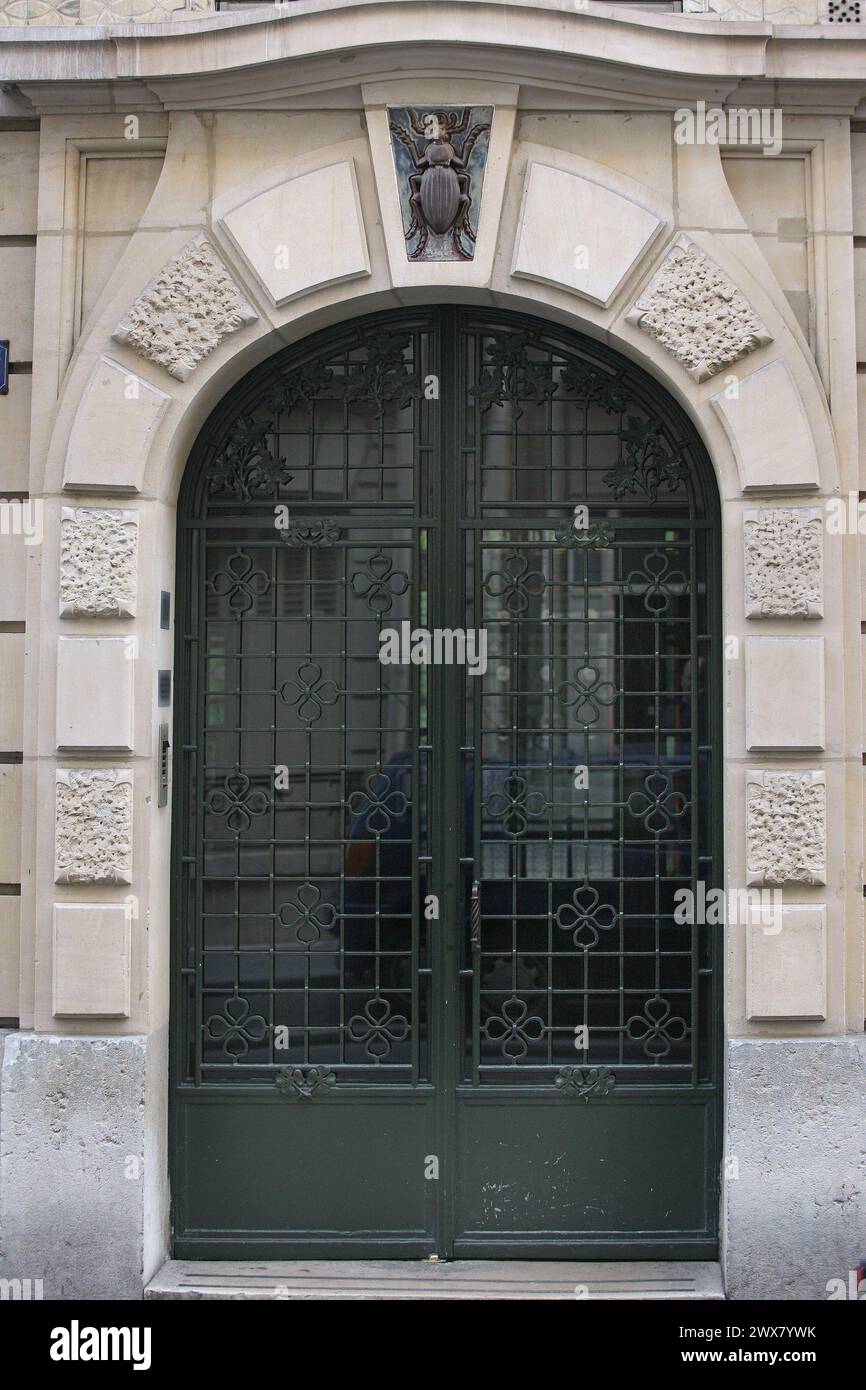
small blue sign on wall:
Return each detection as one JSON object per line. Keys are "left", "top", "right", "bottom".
{"left": 0, "top": 341, "right": 9, "bottom": 396}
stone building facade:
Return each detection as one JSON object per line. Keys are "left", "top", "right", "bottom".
{"left": 0, "top": 0, "right": 864, "bottom": 1300}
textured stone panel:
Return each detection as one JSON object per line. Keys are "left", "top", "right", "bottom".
{"left": 726, "top": 1037, "right": 866, "bottom": 1300}
{"left": 221, "top": 160, "right": 370, "bottom": 308}
{"left": 511, "top": 161, "right": 664, "bottom": 306}
{"left": 626, "top": 234, "right": 771, "bottom": 382}
{"left": 55, "top": 768, "right": 133, "bottom": 885}
{"left": 52, "top": 903, "right": 131, "bottom": 1018}
{"left": 710, "top": 360, "right": 819, "bottom": 492}
{"left": 56, "top": 637, "right": 135, "bottom": 752}
{"left": 0, "top": 1033, "right": 148, "bottom": 1300}
{"left": 63, "top": 357, "right": 170, "bottom": 493}
{"left": 746, "top": 905, "right": 827, "bottom": 1021}
{"left": 0, "top": 0, "right": 212, "bottom": 19}
{"left": 81, "top": 0, "right": 212, "bottom": 20}
{"left": 743, "top": 508, "right": 823, "bottom": 619}
{"left": 113, "top": 238, "right": 257, "bottom": 382}
{"left": 745, "top": 636, "right": 824, "bottom": 752}
{"left": 59, "top": 507, "right": 138, "bottom": 619}
{"left": 746, "top": 770, "right": 826, "bottom": 886}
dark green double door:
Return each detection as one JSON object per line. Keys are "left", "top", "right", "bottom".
{"left": 172, "top": 307, "right": 721, "bottom": 1259}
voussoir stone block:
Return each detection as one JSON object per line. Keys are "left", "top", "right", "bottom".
{"left": 52, "top": 902, "right": 131, "bottom": 1019}
{"left": 743, "top": 508, "right": 823, "bottom": 618}
{"left": 511, "top": 161, "right": 664, "bottom": 306}
{"left": 626, "top": 234, "right": 771, "bottom": 382}
{"left": 63, "top": 357, "right": 171, "bottom": 494}
{"left": 710, "top": 359, "right": 819, "bottom": 492}
{"left": 54, "top": 767, "right": 133, "bottom": 885}
{"left": 221, "top": 159, "right": 371, "bottom": 308}
{"left": 746, "top": 770, "right": 826, "bottom": 886}
{"left": 59, "top": 507, "right": 138, "bottom": 619}
{"left": 113, "top": 237, "right": 258, "bottom": 382}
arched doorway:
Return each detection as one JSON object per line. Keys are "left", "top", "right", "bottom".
{"left": 171, "top": 305, "right": 723, "bottom": 1259}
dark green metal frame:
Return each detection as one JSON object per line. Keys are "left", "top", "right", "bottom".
{"left": 170, "top": 306, "right": 724, "bottom": 1260}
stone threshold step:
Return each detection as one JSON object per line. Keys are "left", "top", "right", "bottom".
{"left": 146, "top": 1259, "right": 725, "bottom": 1300}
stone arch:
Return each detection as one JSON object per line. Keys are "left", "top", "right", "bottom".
{"left": 25, "top": 123, "right": 844, "bottom": 1292}
{"left": 33, "top": 120, "right": 842, "bottom": 952}
{"left": 35, "top": 234, "right": 840, "bottom": 1015}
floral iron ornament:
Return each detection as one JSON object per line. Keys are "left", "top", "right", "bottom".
{"left": 389, "top": 107, "right": 493, "bottom": 262}
{"left": 471, "top": 331, "right": 557, "bottom": 419}
{"left": 206, "top": 772, "right": 270, "bottom": 834}
{"left": 626, "top": 995, "right": 689, "bottom": 1060}
{"left": 205, "top": 995, "right": 268, "bottom": 1061}
{"left": 482, "top": 995, "right": 546, "bottom": 1060}
{"left": 555, "top": 1066, "right": 616, "bottom": 1101}
{"left": 482, "top": 772, "right": 548, "bottom": 838}
{"left": 554, "top": 518, "right": 614, "bottom": 550}
{"left": 275, "top": 1066, "right": 337, "bottom": 1099}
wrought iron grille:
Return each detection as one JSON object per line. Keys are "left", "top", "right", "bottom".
{"left": 174, "top": 306, "right": 721, "bottom": 1100}
{"left": 457, "top": 319, "right": 718, "bottom": 1087}
{"left": 177, "top": 318, "right": 433, "bottom": 1087}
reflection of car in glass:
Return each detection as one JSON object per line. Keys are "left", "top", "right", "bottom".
{"left": 343, "top": 745, "right": 692, "bottom": 884}
{"left": 342, "top": 744, "right": 696, "bottom": 1029}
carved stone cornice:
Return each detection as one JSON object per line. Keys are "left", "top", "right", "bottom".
{"left": 3, "top": 4, "right": 866, "bottom": 117}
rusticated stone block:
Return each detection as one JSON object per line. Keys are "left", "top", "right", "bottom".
{"left": 626, "top": 234, "right": 771, "bottom": 382}
{"left": 743, "top": 508, "right": 823, "bottom": 618}
{"left": 59, "top": 508, "right": 138, "bottom": 618}
{"left": 746, "top": 770, "right": 826, "bottom": 886}
{"left": 113, "top": 237, "right": 257, "bottom": 381}
{"left": 54, "top": 768, "right": 133, "bottom": 885}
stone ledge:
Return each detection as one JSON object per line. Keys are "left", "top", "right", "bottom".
{"left": 146, "top": 1258, "right": 726, "bottom": 1300}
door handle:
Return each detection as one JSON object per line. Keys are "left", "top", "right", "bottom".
{"left": 470, "top": 880, "right": 481, "bottom": 953}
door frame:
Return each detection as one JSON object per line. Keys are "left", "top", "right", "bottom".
{"left": 169, "top": 304, "right": 725, "bottom": 1260}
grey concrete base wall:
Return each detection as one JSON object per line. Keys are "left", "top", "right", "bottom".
{"left": 725, "top": 1037, "right": 866, "bottom": 1300}
{"left": 142, "top": 1025, "right": 170, "bottom": 1289}
{"left": 3, "top": 1030, "right": 865, "bottom": 1298}
{"left": 0, "top": 1033, "right": 156, "bottom": 1300}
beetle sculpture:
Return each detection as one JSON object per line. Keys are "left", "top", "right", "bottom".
{"left": 389, "top": 108, "right": 491, "bottom": 260}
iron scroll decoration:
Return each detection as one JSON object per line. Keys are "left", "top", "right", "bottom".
{"left": 203, "top": 325, "right": 691, "bottom": 509}
{"left": 181, "top": 308, "right": 715, "bottom": 1100}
